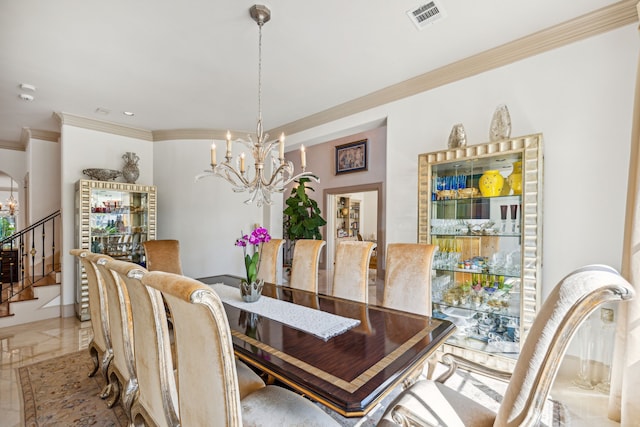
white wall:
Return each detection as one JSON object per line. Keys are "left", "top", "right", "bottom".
{"left": 152, "top": 139, "right": 266, "bottom": 279}
{"left": 27, "top": 138, "right": 60, "bottom": 221}
{"left": 60, "top": 126, "right": 154, "bottom": 315}
{"left": 285, "top": 24, "right": 637, "bottom": 303}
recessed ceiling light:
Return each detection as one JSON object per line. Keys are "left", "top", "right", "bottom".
{"left": 19, "top": 94, "right": 34, "bottom": 101}
{"left": 95, "top": 107, "right": 110, "bottom": 115}
{"left": 19, "top": 83, "right": 36, "bottom": 92}
{"left": 123, "top": 111, "right": 135, "bottom": 117}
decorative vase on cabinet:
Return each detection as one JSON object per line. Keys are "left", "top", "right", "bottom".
{"left": 418, "top": 134, "right": 543, "bottom": 372}
{"left": 74, "top": 179, "right": 157, "bottom": 321}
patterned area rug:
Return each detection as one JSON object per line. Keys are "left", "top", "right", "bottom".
{"left": 18, "top": 350, "right": 129, "bottom": 427}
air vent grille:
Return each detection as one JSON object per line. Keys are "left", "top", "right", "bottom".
{"left": 407, "top": 1, "right": 446, "bottom": 30}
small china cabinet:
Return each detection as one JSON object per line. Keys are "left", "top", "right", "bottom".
{"left": 336, "top": 197, "right": 360, "bottom": 238}
{"left": 74, "top": 179, "right": 157, "bottom": 320}
{"left": 418, "top": 134, "right": 543, "bottom": 371}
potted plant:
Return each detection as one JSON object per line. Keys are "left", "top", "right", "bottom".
{"left": 284, "top": 177, "right": 326, "bottom": 240}
{"left": 283, "top": 177, "right": 327, "bottom": 265}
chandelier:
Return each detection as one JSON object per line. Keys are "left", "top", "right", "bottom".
{"left": 196, "top": 4, "right": 318, "bottom": 207}
{"left": 0, "top": 177, "right": 18, "bottom": 216}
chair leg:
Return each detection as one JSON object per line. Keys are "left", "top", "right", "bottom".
{"left": 425, "top": 356, "right": 438, "bottom": 380}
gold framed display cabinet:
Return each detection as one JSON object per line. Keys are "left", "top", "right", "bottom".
{"left": 74, "top": 179, "right": 157, "bottom": 320}
{"left": 418, "top": 134, "right": 543, "bottom": 372}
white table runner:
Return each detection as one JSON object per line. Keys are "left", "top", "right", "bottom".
{"left": 210, "top": 283, "right": 360, "bottom": 341}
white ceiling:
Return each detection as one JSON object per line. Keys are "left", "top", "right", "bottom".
{"left": 0, "top": 0, "right": 624, "bottom": 145}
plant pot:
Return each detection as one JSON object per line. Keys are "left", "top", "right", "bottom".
{"left": 240, "top": 279, "right": 264, "bottom": 302}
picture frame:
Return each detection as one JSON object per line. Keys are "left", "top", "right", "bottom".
{"left": 335, "top": 139, "right": 368, "bottom": 175}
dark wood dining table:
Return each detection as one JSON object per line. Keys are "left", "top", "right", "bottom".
{"left": 198, "top": 275, "right": 456, "bottom": 418}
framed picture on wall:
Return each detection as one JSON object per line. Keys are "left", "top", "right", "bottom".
{"left": 335, "top": 139, "right": 368, "bottom": 175}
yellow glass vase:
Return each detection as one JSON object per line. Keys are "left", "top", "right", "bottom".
{"left": 507, "top": 161, "right": 522, "bottom": 195}
{"left": 479, "top": 170, "right": 504, "bottom": 197}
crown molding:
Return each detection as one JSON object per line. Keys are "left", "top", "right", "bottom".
{"left": 0, "top": 140, "right": 25, "bottom": 151}
{"left": 55, "top": 112, "right": 153, "bottom": 141}
{"left": 22, "top": 128, "right": 60, "bottom": 143}
{"left": 267, "top": 0, "right": 639, "bottom": 138}
{"left": 152, "top": 128, "right": 247, "bottom": 141}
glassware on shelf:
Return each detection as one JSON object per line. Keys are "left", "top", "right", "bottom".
{"left": 596, "top": 307, "right": 616, "bottom": 394}
{"left": 573, "top": 314, "right": 595, "bottom": 390}
{"left": 510, "top": 204, "right": 518, "bottom": 233}
{"left": 500, "top": 205, "right": 508, "bottom": 233}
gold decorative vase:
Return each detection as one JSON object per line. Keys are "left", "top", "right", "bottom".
{"left": 479, "top": 170, "right": 504, "bottom": 197}
{"left": 507, "top": 161, "right": 522, "bottom": 195}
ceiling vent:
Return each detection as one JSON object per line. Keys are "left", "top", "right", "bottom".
{"left": 407, "top": 1, "right": 447, "bottom": 30}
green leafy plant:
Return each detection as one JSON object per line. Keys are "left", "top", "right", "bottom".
{"left": 283, "top": 177, "right": 326, "bottom": 241}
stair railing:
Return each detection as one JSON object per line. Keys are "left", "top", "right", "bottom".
{"left": 0, "top": 210, "right": 61, "bottom": 305}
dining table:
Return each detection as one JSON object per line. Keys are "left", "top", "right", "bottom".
{"left": 198, "top": 274, "right": 456, "bottom": 418}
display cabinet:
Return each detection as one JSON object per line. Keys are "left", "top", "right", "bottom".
{"left": 418, "top": 134, "right": 543, "bottom": 371}
{"left": 74, "top": 179, "right": 156, "bottom": 320}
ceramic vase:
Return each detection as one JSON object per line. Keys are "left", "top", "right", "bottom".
{"left": 507, "top": 161, "right": 522, "bottom": 195}
{"left": 479, "top": 170, "right": 504, "bottom": 197}
{"left": 122, "top": 152, "right": 140, "bottom": 184}
{"left": 448, "top": 123, "right": 467, "bottom": 148}
{"left": 240, "top": 279, "right": 264, "bottom": 302}
{"left": 489, "top": 104, "right": 512, "bottom": 142}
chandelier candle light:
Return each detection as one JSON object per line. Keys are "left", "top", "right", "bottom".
{"left": 197, "top": 4, "right": 318, "bottom": 207}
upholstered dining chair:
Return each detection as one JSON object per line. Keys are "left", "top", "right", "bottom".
{"left": 382, "top": 243, "right": 437, "bottom": 316}
{"left": 106, "top": 259, "right": 179, "bottom": 427}
{"left": 142, "top": 239, "right": 183, "bottom": 274}
{"left": 289, "top": 239, "right": 326, "bottom": 293}
{"left": 332, "top": 241, "right": 376, "bottom": 303}
{"left": 140, "top": 271, "right": 340, "bottom": 426}
{"left": 378, "top": 264, "right": 635, "bottom": 427}
{"left": 257, "top": 238, "right": 284, "bottom": 284}
{"left": 70, "top": 249, "right": 112, "bottom": 398}
{"left": 90, "top": 253, "right": 139, "bottom": 417}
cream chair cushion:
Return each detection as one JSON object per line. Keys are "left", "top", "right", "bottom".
{"left": 289, "top": 239, "right": 326, "bottom": 292}
{"left": 256, "top": 238, "right": 284, "bottom": 284}
{"left": 383, "top": 243, "right": 437, "bottom": 316}
{"left": 141, "top": 271, "right": 339, "bottom": 427}
{"left": 332, "top": 241, "right": 376, "bottom": 303}
{"left": 143, "top": 239, "right": 183, "bottom": 275}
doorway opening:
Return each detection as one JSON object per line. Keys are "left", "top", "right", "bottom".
{"left": 322, "top": 183, "right": 384, "bottom": 282}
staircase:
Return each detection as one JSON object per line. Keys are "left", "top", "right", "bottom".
{"left": 0, "top": 211, "right": 62, "bottom": 326}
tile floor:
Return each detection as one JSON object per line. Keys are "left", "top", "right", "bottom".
{"left": 0, "top": 271, "right": 619, "bottom": 426}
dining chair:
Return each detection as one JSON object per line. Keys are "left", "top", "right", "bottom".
{"left": 382, "top": 243, "right": 437, "bottom": 316}
{"left": 142, "top": 239, "right": 183, "bottom": 274}
{"left": 140, "top": 271, "right": 340, "bottom": 426}
{"left": 378, "top": 264, "right": 635, "bottom": 427}
{"left": 70, "top": 249, "right": 113, "bottom": 398}
{"left": 289, "top": 239, "right": 326, "bottom": 292}
{"left": 256, "top": 238, "right": 284, "bottom": 284}
{"left": 106, "top": 259, "right": 179, "bottom": 427}
{"left": 332, "top": 241, "right": 376, "bottom": 303}
{"left": 90, "top": 253, "right": 139, "bottom": 417}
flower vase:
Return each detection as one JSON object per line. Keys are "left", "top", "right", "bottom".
{"left": 479, "top": 170, "right": 504, "bottom": 197}
{"left": 122, "top": 152, "right": 140, "bottom": 184}
{"left": 448, "top": 123, "right": 467, "bottom": 149}
{"left": 489, "top": 104, "right": 512, "bottom": 142}
{"left": 507, "top": 161, "right": 522, "bottom": 195}
{"left": 240, "top": 279, "right": 264, "bottom": 302}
